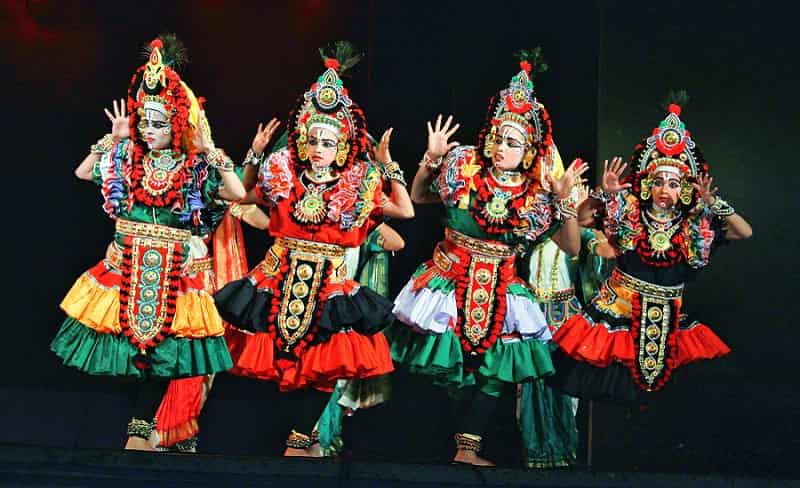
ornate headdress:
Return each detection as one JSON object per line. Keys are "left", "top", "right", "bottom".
{"left": 630, "top": 91, "right": 709, "bottom": 207}
{"left": 126, "top": 33, "right": 203, "bottom": 155}
{"left": 288, "top": 41, "right": 368, "bottom": 169}
{"left": 478, "top": 47, "right": 554, "bottom": 177}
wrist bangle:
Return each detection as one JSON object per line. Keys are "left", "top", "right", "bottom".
{"left": 243, "top": 148, "right": 262, "bottom": 166}
{"left": 420, "top": 152, "right": 443, "bottom": 172}
{"left": 208, "top": 148, "right": 234, "bottom": 172}
{"left": 90, "top": 134, "right": 115, "bottom": 154}
{"left": 708, "top": 196, "right": 735, "bottom": 217}
{"left": 554, "top": 195, "right": 578, "bottom": 221}
{"left": 381, "top": 161, "right": 407, "bottom": 186}
{"left": 588, "top": 187, "right": 610, "bottom": 203}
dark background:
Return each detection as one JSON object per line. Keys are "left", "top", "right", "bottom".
{"left": 1, "top": 0, "right": 797, "bottom": 478}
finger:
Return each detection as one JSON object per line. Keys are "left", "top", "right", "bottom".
{"left": 691, "top": 183, "right": 701, "bottom": 191}
{"left": 603, "top": 159, "right": 608, "bottom": 174}
{"left": 617, "top": 162, "right": 628, "bottom": 175}
{"left": 447, "top": 141, "right": 460, "bottom": 150}
{"left": 435, "top": 114, "right": 442, "bottom": 132}
{"left": 257, "top": 123, "right": 263, "bottom": 135}
{"left": 445, "top": 123, "right": 460, "bottom": 138}
{"left": 120, "top": 98, "right": 127, "bottom": 116}
{"left": 711, "top": 187, "right": 719, "bottom": 195}
{"left": 427, "top": 121, "right": 433, "bottom": 137}
{"left": 442, "top": 115, "right": 453, "bottom": 132}
{"left": 105, "top": 108, "right": 115, "bottom": 123}
{"left": 269, "top": 119, "right": 281, "bottom": 135}
{"left": 622, "top": 183, "right": 632, "bottom": 189}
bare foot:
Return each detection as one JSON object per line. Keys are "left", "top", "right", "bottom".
{"left": 283, "top": 443, "right": 323, "bottom": 458}
{"left": 124, "top": 436, "right": 154, "bottom": 451}
{"left": 453, "top": 449, "right": 494, "bottom": 466}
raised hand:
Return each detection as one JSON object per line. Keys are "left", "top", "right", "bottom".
{"left": 104, "top": 98, "right": 129, "bottom": 141}
{"left": 547, "top": 158, "right": 590, "bottom": 199}
{"left": 192, "top": 111, "right": 214, "bottom": 153}
{"left": 252, "top": 118, "right": 281, "bottom": 155}
{"left": 691, "top": 173, "right": 718, "bottom": 205}
{"left": 576, "top": 182, "right": 590, "bottom": 205}
{"left": 601, "top": 157, "right": 631, "bottom": 193}
{"left": 426, "top": 114, "right": 460, "bottom": 159}
{"left": 375, "top": 127, "right": 394, "bottom": 164}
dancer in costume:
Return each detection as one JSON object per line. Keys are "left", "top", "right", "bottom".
{"left": 152, "top": 200, "right": 272, "bottom": 452}
{"left": 316, "top": 130, "right": 411, "bottom": 457}
{"left": 215, "top": 42, "right": 406, "bottom": 457}
{"left": 52, "top": 35, "right": 245, "bottom": 451}
{"left": 390, "top": 50, "right": 589, "bottom": 466}
{"left": 552, "top": 97, "right": 752, "bottom": 403}
{"left": 516, "top": 181, "right": 615, "bottom": 468}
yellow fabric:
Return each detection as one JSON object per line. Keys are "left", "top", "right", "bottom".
{"left": 171, "top": 292, "right": 225, "bottom": 338}
{"left": 593, "top": 279, "right": 634, "bottom": 319}
{"left": 60, "top": 272, "right": 224, "bottom": 338}
{"left": 60, "top": 273, "right": 120, "bottom": 334}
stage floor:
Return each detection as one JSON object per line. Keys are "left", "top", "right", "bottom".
{"left": 0, "top": 443, "right": 788, "bottom": 487}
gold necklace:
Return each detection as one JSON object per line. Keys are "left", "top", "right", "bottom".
{"left": 482, "top": 172, "right": 528, "bottom": 224}
{"left": 293, "top": 174, "right": 337, "bottom": 224}
{"left": 142, "top": 150, "right": 185, "bottom": 197}
{"left": 642, "top": 210, "right": 681, "bottom": 253}
{"left": 489, "top": 167, "right": 524, "bottom": 187}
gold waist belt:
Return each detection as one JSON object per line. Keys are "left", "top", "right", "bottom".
{"left": 107, "top": 243, "right": 213, "bottom": 274}
{"left": 444, "top": 228, "right": 515, "bottom": 258}
{"left": 533, "top": 287, "right": 575, "bottom": 303}
{"left": 115, "top": 219, "right": 191, "bottom": 242}
{"left": 275, "top": 236, "right": 346, "bottom": 258}
{"left": 610, "top": 268, "right": 683, "bottom": 299}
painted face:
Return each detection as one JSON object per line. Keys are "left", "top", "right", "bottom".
{"left": 307, "top": 126, "right": 338, "bottom": 168}
{"left": 651, "top": 171, "right": 681, "bottom": 209}
{"left": 491, "top": 125, "right": 527, "bottom": 171}
{"left": 138, "top": 104, "right": 172, "bottom": 150}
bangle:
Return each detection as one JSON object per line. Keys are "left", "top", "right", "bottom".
{"left": 90, "top": 134, "right": 115, "bottom": 154}
{"left": 708, "top": 196, "right": 735, "bottom": 217}
{"left": 554, "top": 195, "right": 578, "bottom": 221}
{"left": 243, "top": 148, "right": 262, "bottom": 166}
{"left": 587, "top": 236, "right": 609, "bottom": 255}
{"left": 375, "top": 233, "right": 386, "bottom": 249}
{"left": 207, "top": 148, "right": 234, "bottom": 172}
{"left": 381, "top": 161, "right": 407, "bottom": 186}
{"left": 420, "top": 151, "right": 443, "bottom": 172}
{"left": 588, "top": 187, "right": 610, "bottom": 203}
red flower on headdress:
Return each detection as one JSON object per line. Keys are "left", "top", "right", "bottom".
{"left": 668, "top": 103, "right": 682, "bottom": 115}
{"left": 150, "top": 39, "right": 164, "bottom": 49}
{"left": 324, "top": 58, "right": 341, "bottom": 71}
{"left": 520, "top": 60, "right": 532, "bottom": 73}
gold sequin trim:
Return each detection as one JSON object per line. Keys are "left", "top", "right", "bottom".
{"left": 444, "top": 228, "right": 514, "bottom": 258}
{"left": 116, "top": 219, "right": 191, "bottom": 242}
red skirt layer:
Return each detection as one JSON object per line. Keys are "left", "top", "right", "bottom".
{"left": 553, "top": 314, "right": 730, "bottom": 372}
{"left": 225, "top": 326, "right": 394, "bottom": 392}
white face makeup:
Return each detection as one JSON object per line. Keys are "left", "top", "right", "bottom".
{"left": 139, "top": 104, "right": 172, "bottom": 150}
{"left": 492, "top": 125, "right": 527, "bottom": 171}
{"left": 651, "top": 171, "right": 681, "bottom": 209}
{"left": 307, "top": 126, "right": 339, "bottom": 168}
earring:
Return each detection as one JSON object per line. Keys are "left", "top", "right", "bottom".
{"left": 483, "top": 125, "right": 497, "bottom": 158}
{"left": 640, "top": 176, "right": 652, "bottom": 200}
{"left": 679, "top": 180, "right": 693, "bottom": 205}
{"left": 297, "top": 126, "right": 308, "bottom": 161}
{"left": 335, "top": 138, "right": 349, "bottom": 167}
{"left": 522, "top": 148, "right": 536, "bottom": 170}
